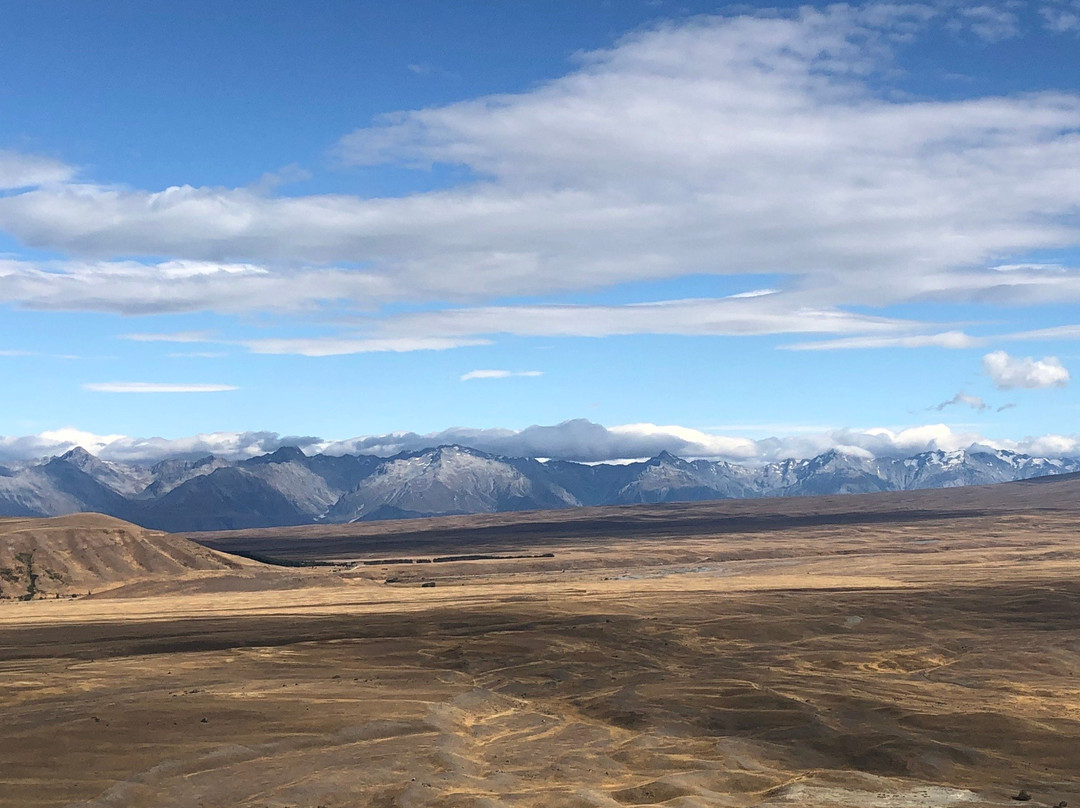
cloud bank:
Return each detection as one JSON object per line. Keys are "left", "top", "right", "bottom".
{"left": 2, "top": 419, "right": 1079, "bottom": 466}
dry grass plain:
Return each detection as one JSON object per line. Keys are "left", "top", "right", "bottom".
{"left": 2, "top": 485, "right": 1079, "bottom": 808}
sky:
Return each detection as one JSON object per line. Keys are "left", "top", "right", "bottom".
{"left": 2, "top": 0, "right": 1080, "bottom": 463}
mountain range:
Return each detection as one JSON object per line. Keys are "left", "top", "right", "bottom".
{"left": 0, "top": 443, "right": 1076, "bottom": 532}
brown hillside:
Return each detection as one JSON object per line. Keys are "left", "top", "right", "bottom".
{"left": 0, "top": 513, "right": 250, "bottom": 599}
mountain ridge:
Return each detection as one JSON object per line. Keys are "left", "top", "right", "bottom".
{"left": 0, "top": 443, "right": 1077, "bottom": 532}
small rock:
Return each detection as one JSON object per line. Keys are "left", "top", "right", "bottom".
{"left": 1014, "top": 791, "right": 1032, "bottom": 802}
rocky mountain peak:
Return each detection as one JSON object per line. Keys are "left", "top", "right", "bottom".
{"left": 252, "top": 446, "right": 308, "bottom": 465}
{"left": 58, "top": 446, "right": 96, "bottom": 466}
{"left": 647, "top": 450, "right": 685, "bottom": 466}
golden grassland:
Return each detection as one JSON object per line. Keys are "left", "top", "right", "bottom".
{"left": 1, "top": 498, "right": 1078, "bottom": 807}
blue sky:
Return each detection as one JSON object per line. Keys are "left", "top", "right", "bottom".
{"left": 2, "top": 0, "right": 1080, "bottom": 463}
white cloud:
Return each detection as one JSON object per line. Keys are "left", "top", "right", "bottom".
{"left": 982, "top": 350, "right": 1070, "bottom": 389}
{"left": 0, "top": 150, "right": 73, "bottom": 190}
{"left": 461, "top": 369, "right": 543, "bottom": 381}
{"left": 37, "top": 427, "right": 127, "bottom": 456}
{"left": 83, "top": 382, "right": 239, "bottom": 393}
{"left": 0, "top": 6, "right": 1078, "bottom": 338}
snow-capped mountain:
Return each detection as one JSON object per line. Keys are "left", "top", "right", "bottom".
{"left": 48, "top": 446, "right": 153, "bottom": 498}
{"left": 0, "top": 443, "right": 1077, "bottom": 531}
{"left": 328, "top": 446, "right": 579, "bottom": 521}
{"left": 886, "top": 447, "right": 1075, "bottom": 489}
{"left": 0, "top": 448, "right": 135, "bottom": 518}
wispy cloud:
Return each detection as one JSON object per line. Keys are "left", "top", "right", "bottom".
{"left": 460, "top": 369, "right": 543, "bottom": 381}
{"left": 375, "top": 298, "right": 913, "bottom": 340}
{"left": 1003, "top": 323, "right": 1080, "bottom": 341}
{"left": 251, "top": 163, "right": 312, "bottom": 194}
{"left": 0, "top": 349, "right": 79, "bottom": 359}
{"left": 1040, "top": 3, "right": 1080, "bottom": 33}
{"left": 784, "top": 320, "right": 1080, "bottom": 352}
{"left": 405, "top": 62, "right": 458, "bottom": 78}
{"left": 931, "top": 392, "right": 990, "bottom": 412}
{"left": 243, "top": 336, "right": 490, "bottom": 356}
{"left": 83, "top": 382, "right": 239, "bottom": 393}
{"left": 949, "top": 5, "right": 1020, "bottom": 41}
{"left": 118, "top": 331, "right": 491, "bottom": 356}
{"left": 156, "top": 295, "right": 917, "bottom": 356}
{"left": 122, "top": 330, "right": 217, "bottom": 343}
{"left": 783, "top": 331, "right": 981, "bottom": 351}
{"left": 0, "top": 150, "right": 73, "bottom": 190}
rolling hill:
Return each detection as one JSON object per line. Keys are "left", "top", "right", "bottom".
{"left": 0, "top": 513, "right": 249, "bottom": 599}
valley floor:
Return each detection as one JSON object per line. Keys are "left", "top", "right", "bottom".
{"left": 1, "top": 510, "right": 1079, "bottom": 807}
